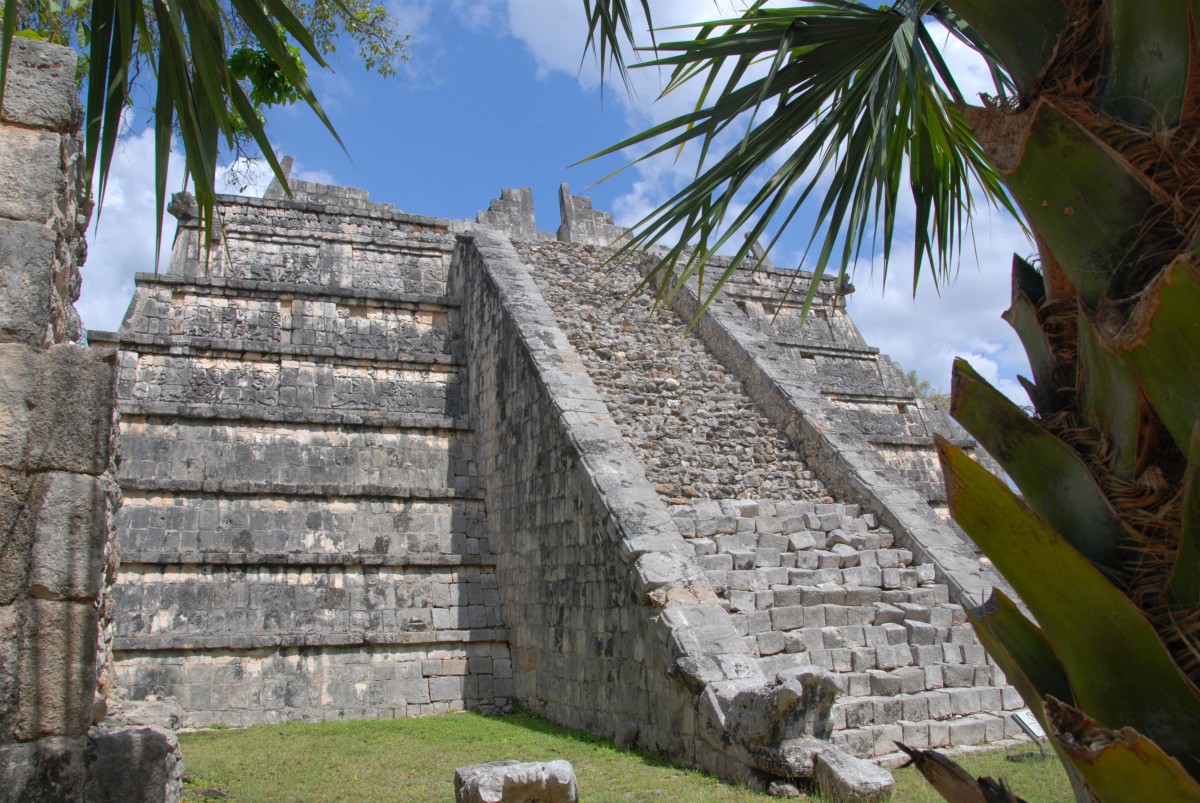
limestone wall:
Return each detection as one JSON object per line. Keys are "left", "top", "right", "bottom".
{"left": 0, "top": 37, "right": 179, "bottom": 802}
{"left": 455, "top": 229, "right": 894, "bottom": 787}
{"left": 93, "top": 186, "right": 510, "bottom": 727}
{"left": 161, "top": 192, "right": 451, "bottom": 294}
{"left": 515, "top": 237, "right": 1022, "bottom": 760}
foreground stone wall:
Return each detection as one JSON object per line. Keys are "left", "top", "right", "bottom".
{"left": 0, "top": 37, "right": 179, "bottom": 802}
{"left": 93, "top": 186, "right": 510, "bottom": 727}
{"left": 455, "top": 230, "right": 721, "bottom": 765}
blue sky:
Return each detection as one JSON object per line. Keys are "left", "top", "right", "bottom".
{"left": 81, "top": 0, "right": 1032, "bottom": 402}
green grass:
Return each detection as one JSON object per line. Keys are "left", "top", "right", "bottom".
{"left": 179, "top": 712, "right": 1073, "bottom": 802}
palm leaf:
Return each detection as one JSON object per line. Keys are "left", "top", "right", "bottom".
{"left": 581, "top": 0, "right": 655, "bottom": 90}
{"left": 581, "top": 1, "right": 1021, "bottom": 320}
{"left": 1, "top": 0, "right": 350, "bottom": 265}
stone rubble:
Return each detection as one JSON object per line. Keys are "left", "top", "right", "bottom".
{"left": 454, "top": 759, "right": 579, "bottom": 803}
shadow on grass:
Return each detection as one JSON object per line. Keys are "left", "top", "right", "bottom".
{"left": 479, "top": 707, "right": 685, "bottom": 771}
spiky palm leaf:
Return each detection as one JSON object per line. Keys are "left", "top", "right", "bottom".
{"left": 581, "top": 0, "right": 1019, "bottom": 312}
{"left": 586, "top": 1, "right": 1200, "bottom": 800}
{"left": 0, "top": 0, "right": 343, "bottom": 257}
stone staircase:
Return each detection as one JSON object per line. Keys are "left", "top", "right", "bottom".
{"left": 520, "top": 240, "right": 825, "bottom": 503}
{"left": 90, "top": 184, "right": 512, "bottom": 727}
{"left": 520, "top": 239, "right": 1023, "bottom": 759}
{"left": 674, "top": 500, "right": 1023, "bottom": 757}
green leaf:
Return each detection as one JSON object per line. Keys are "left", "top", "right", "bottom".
{"left": 1001, "top": 256, "right": 1060, "bottom": 415}
{"left": 966, "top": 594, "right": 1096, "bottom": 801}
{"left": 1168, "top": 424, "right": 1200, "bottom": 607}
{"left": 950, "top": 358, "right": 1129, "bottom": 572}
{"left": 1077, "top": 309, "right": 1141, "bottom": 480}
{"left": 945, "top": 0, "right": 1065, "bottom": 96}
{"left": 1102, "top": 0, "right": 1192, "bottom": 127}
{"left": 966, "top": 590, "right": 1072, "bottom": 730}
{"left": 940, "top": 438, "right": 1200, "bottom": 776}
{"left": 1116, "top": 256, "right": 1200, "bottom": 455}
{"left": 581, "top": 3, "right": 1019, "bottom": 323}
{"left": 581, "top": 0, "right": 655, "bottom": 90}
{"left": 964, "top": 99, "right": 1169, "bottom": 308}
{"left": 1045, "top": 697, "right": 1200, "bottom": 802}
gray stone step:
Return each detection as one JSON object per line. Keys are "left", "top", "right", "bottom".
{"left": 522, "top": 242, "right": 827, "bottom": 502}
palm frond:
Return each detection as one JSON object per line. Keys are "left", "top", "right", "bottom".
{"left": 581, "top": 0, "right": 655, "bottom": 90}
{"left": 0, "top": 0, "right": 348, "bottom": 266}
{"left": 583, "top": 0, "right": 1022, "bottom": 316}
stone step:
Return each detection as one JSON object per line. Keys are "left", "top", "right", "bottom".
{"left": 119, "top": 418, "right": 477, "bottom": 496}
{"left": 115, "top": 351, "right": 464, "bottom": 420}
{"left": 107, "top": 331, "right": 460, "bottom": 366}
{"left": 110, "top": 562, "right": 505, "bottom": 648}
{"left": 117, "top": 402, "right": 470, "bottom": 431}
{"left": 522, "top": 242, "right": 827, "bottom": 502}
{"left": 118, "top": 492, "right": 487, "bottom": 559}
{"left": 831, "top": 712, "right": 1024, "bottom": 758}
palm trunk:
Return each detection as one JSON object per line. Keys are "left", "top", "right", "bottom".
{"left": 936, "top": 1, "right": 1200, "bottom": 797}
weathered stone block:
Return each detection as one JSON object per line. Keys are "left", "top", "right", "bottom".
{"left": 0, "top": 222, "right": 55, "bottom": 345}
{"left": 16, "top": 598, "right": 98, "bottom": 739}
{"left": 813, "top": 747, "right": 895, "bottom": 802}
{"left": 0, "top": 469, "right": 36, "bottom": 605}
{"left": 27, "top": 344, "right": 116, "bottom": 475}
{"left": 0, "top": 128, "right": 63, "bottom": 221}
{"left": 28, "top": 472, "right": 107, "bottom": 601}
{"left": 454, "top": 759, "right": 578, "bottom": 803}
{"left": 86, "top": 727, "right": 181, "bottom": 803}
{"left": 0, "top": 39, "right": 78, "bottom": 130}
{"left": 0, "top": 601, "right": 23, "bottom": 740}
{"left": 0, "top": 736, "right": 88, "bottom": 803}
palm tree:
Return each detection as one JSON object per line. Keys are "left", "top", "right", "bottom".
{"left": 0, "top": 0, "right": 403, "bottom": 254}
{"left": 582, "top": 1, "right": 1200, "bottom": 799}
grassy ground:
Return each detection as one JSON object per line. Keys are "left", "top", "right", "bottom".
{"left": 180, "top": 711, "right": 1072, "bottom": 802}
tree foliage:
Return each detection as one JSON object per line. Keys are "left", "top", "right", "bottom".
{"left": 0, "top": 0, "right": 407, "bottom": 258}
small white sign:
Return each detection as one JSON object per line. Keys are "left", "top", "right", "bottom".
{"left": 1012, "top": 708, "right": 1046, "bottom": 740}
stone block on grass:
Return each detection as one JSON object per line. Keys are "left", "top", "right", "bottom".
{"left": 454, "top": 759, "right": 578, "bottom": 803}
{"left": 814, "top": 747, "right": 895, "bottom": 802}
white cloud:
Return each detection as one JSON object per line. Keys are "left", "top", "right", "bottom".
{"left": 846, "top": 207, "right": 1033, "bottom": 406}
{"left": 79, "top": 128, "right": 184, "bottom": 335}
{"left": 449, "top": 0, "right": 504, "bottom": 30}
{"left": 80, "top": 134, "right": 329, "bottom": 334}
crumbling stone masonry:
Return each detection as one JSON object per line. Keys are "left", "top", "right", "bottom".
{"left": 99, "top": 172, "right": 1027, "bottom": 789}
{"left": 91, "top": 175, "right": 511, "bottom": 726}
{"left": 0, "top": 37, "right": 180, "bottom": 802}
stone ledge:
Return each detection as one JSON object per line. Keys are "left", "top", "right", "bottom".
{"left": 121, "top": 273, "right": 458, "bottom": 307}
{"left": 120, "top": 477, "right": 482, "bottom": 501}
{"left": 214, "top": 190, "right": 454, "bottom": 228}
{"left": 92, "top": 331, "right": 460, "bottom": 369}
{"left": 114, "top": 401, "right": 471, "bottom": 431}
{"left": 824, "top": 390, "right": 930, "bottom": 404}
{"left": 708, "top": 259, "right": 841, "bottom": 291}
{"left": 771, "top": 338, "right": 881, "bottom": 357}
{"left": 113, "top": 627, "right": 510, "bottom": 652}
{"left": 868, "top": 435, "right": 974, "bottom": 450}
{"left": 120, "top": 551, "right": 498, "bottom": 567}
{"left": 113, "top": 275, "right": 455, "bottom": 314}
